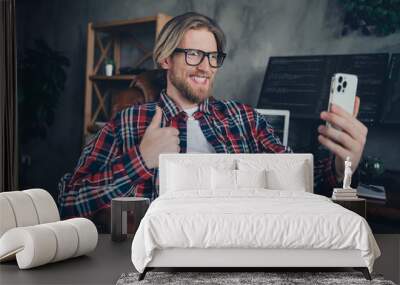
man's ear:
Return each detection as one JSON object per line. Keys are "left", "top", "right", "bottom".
{"left": 159, "top": 56, "right": 172, "bottom": 70}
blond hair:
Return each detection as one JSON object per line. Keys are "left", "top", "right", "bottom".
{"left": 153, "top": 12, "right": 226, "bottom": 68}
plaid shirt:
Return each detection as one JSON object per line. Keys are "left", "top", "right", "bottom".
{"left": 58, "top": 90, "right": 338, "bottom": 218}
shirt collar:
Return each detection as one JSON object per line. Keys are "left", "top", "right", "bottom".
{"left": 158, "top": 89, "right": 214, "bottom": 121}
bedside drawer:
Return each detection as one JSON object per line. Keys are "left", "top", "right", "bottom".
{"left": 331, "top": 198, "right": 366, "bottom": 218}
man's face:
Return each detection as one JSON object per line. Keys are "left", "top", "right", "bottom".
{"left": 165, "top": 28, "right": 219, "bottom": 104}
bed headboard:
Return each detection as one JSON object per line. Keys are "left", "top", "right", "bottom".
{"left": 159, "top": 153, "right": 314, "bottom": 196}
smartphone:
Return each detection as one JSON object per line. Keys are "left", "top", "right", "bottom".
{"left": 326, "top": 73, "right": 358, "bottom": 129}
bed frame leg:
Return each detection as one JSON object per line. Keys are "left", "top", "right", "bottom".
{"left": 354, "top": 267, "right": 371, "bottom": 280}
{"left": 138, "top": 268, "right": 148, "bottom": 281}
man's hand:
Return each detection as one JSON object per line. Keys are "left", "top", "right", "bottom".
{"left": 317, "top": 96, "right": 368, "bottom": 181}
{"left": 139, "top": 106, "right": 180, "bottom": 169}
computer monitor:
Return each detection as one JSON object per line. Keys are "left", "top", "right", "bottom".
{"left": 257, "top": 54, "right": 388, "bottom": 123}
{"left": 255, "top": 109, "right": 290, "bottom": 147}
{"left": 382, "top": 53, "right": 400, "bottom": 123}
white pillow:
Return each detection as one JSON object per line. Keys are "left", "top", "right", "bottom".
{"left": 211, "top": 169, "right": 267, "bottom": 190}
{"left": 265, "top": 162, "right": 308, "bottom": 191}
{"left": 211, "top": 168, "right": 236, "bottom": 190}
{"left": 237, "top": 159, "right": 310, "bottom": 192}
{"left": 237, "top": 169, "right": 267, "bottom": 188}
{"left": 167, "top": 162, "right": 211, "bottom": 191}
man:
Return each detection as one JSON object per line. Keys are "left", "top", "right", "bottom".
{"left": 58, "top": 12, "right": 367, "bottom": 218}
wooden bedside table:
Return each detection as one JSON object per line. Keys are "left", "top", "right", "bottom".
{"left": 331, "top": 198, "right": 366, "bottom": 218}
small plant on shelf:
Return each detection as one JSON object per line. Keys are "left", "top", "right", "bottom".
{"left": 105, "top": 58, "right": 114, "bottom": 76}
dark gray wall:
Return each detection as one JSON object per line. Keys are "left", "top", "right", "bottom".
{"left": 16, "top": 0, "right": 400, "bottom": 197}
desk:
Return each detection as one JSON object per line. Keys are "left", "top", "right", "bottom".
{"left": 331, "top": 198, "right": 366, "bottom": 218}
{"left": 0, "top": 234, "right": 133, "bottom": 285}
{"left": 363, "top": 170, "right": 400, "bottom": 234}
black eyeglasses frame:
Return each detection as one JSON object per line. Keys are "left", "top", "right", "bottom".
{"left": 173, "top": 48, "right": 226, "bottom": 68}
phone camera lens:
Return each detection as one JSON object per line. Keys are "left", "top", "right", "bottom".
{"left": 343, "top": 81, "right": 347, "bottom": 88}
{"left": 337, "top": 85, "right": 342, "bottom": 92}
{"left": 338, "top": 76, "right": 343, "bottom": 83}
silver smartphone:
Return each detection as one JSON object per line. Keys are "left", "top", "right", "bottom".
{"left": 326, "top": 73, "right": 358, "bottom": 129}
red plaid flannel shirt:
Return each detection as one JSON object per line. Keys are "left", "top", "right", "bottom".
{"left": 58, "top": 90, "right": 338, "bottom": 218}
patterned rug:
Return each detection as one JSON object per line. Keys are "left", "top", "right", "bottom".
{"left": 116, "top": 271, "right": 396, "bottom": 285}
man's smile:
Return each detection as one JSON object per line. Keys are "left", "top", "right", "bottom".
{"left": 189, "top": 74, "right": 210, "bottom": 86}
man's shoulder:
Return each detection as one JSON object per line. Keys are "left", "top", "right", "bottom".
{"left": 211, "top": 98, "right": 256, "bottom": 117}
{"left": 117, "top": 102, "right": 158, "bottom": 115}
{"left": 113, "top": 102, "right": 157, "bottom": 120}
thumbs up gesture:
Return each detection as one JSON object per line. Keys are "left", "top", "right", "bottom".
{"left": 139, "top": 107, "right": 180, "bottom": 169}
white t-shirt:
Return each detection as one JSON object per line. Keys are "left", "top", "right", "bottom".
{"left": 184, "top": 106, "right": 216, "bottom": 153}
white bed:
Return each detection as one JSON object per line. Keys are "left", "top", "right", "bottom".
{"left": 131, "top": 154, "right": 380, "bottom": 280}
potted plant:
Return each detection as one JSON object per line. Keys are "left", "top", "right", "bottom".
{"left": 17, "top": 39, "right": 70, "bottom": 186}
{"left": 338, "top": 0, "right": 400, "bottom": 36}
{"left": 18, "top": 38, "right": 70, "bottom": 144}
{"left": 105, "top": 58, "right": 114, "bottom": 76}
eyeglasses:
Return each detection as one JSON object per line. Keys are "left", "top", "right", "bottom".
{"left": 174, "top": 48, "right": 226, "bottom": 68}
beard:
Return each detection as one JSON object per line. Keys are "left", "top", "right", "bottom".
{"left": 169, "top": 70, "right": 213, "bottom": 104}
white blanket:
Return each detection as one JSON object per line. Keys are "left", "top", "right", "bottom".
{"left": 131, "top": 190, "right": 380, "bottom": 273}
